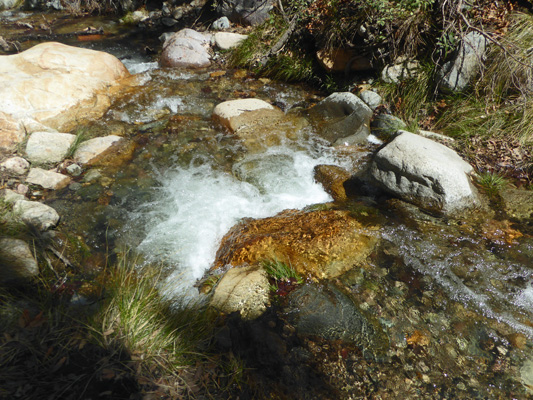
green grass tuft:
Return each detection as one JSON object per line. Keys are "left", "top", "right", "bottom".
{"left": 260, "top": 259, "right": 303, "bottom": 286}
{"left": 475, "top": 172, "right": 508, "bottom": 197}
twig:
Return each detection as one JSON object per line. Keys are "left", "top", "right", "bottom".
{"left": 259, "top": 16, "right": 298, "bottom": 67}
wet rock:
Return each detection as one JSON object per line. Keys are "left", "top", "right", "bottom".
{"left": 0, "top": 42, "right": 129, "bottom": 131}
{"left": 210, "top": 265, "right": 270, "bottom": 319}
{"left": 500, "top": 188, "right": 533, "bottom": 221}
{"left": 0, "top": 0, "right": 18, "bottom": 10}
{"left": 439, "top": 32, "right": 488, "bottom": 93}
{"left": 212, "top": 16, "right": 231, "bottom": 30}
{"left": 66, "top": 163, "right": 82, "bottom": 177}
{"left": 217, "top": 0, "right": 274, "bottom": 26}
{"left": 313, "top": 164, "right": 352, "bottom": 202}
{"left": 0, "top": 238, "right": 39, "bottom": 282}
{"left": 0, "top": 112, "right": 24, "bottom": 151}
{"left": 0, "top": 157, "right": 30, "bottom": 176}
{"left": 359, "top": 90, "right": 382, "bottom": 111}
{"left": 13, "top": 199, "right": 60, "bottom": 231}
{"left": 285, "top": 283, "right": 389, "bottom": 358}
{"left": 316, "top": 48, "right": 372, "bottom": 73}
{"left": 212, "top": 209, "right": 379, "bottom": 279}
{"left": 73, "top": 135, "right": 124, "bottom": 166}
{"left": 521, "top": 358, "right": 533, "bottom": 394}
{"left": 25, "top": 131, "right": 76, "bottom": 164}
{"left": 370, "top": 131, "right": 479, "bottom": 214}
{"left": 371, "top": 114, "right": 407, "bottom": 139}
{"left": 213, "top": 98, "right": 276, "bottom": 131}
{"left": 26, "top": 168, "right": 70, "bottom": 190}
{"left": 381, "top": 59, "right": 419, "bottom": 84}
{"left": 309, "top": 92, "right": 372, "bottom": 145}
{"left": 160, "top": 29, "right": 212, "bottom": 68}
{"left": 214, "top": 32, "right": 248, "bottom": 50}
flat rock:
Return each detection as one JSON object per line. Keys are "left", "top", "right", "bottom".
{"left": 213, "top": 98, "right": 275, "bottom": 131}
{"left": 13, "top": 199, "right": 60, "bottom": 231}
{"left": 160, "top": 29, "right": 212, "bottom": 68}
{"left": 212, "top": 209, "right": 379, "bottom": 279}
{"left": 73, "top": 135, "right": 123, "bottom": 165}
{"left": 369, "top": 130, "right": 479, "bottom": 214}
{"left": 0, "top": 156, "right": 30, "bottom": 175}
{"left": 309, "top": 92, "right": 372, "bottom": 145}
{"left": 0, "top": 238, "right": 39, "bottom": 282}
{"left": 26, "top": 167, "right": 70, "bottom": 190}
{"left": 25, "top": 131, "right": 76, "bottom": 164}
{"left": 211, "top": 265, "right": 270, "bottom": 319}
{"left": 0, "top": 188, "right": 26, "bottom": 203}
{"left": 214, "top": 32, "right": 248, "bottom": 50}
{"left": 0, "top": 42, "right": 129, "bottom": 130}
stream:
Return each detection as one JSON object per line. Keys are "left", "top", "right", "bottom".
{"left": 3, "top": 9, "right": 533, "bottom": 398}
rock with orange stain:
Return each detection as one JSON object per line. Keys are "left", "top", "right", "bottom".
{"left": 481, "top": 219, "right": 523, "bottom": 245}
{"left": 211, "top": 209, "right": 379, "bottom": 279}
{"left": 406, "top": 330, "right": 431, "bottom": 347}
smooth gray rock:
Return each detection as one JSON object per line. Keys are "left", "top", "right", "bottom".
{"left": 0, "top": 157, "right": 30, "bottom": 176}
{"left": 359, "top": 90, "right": 382, "bottom": 110}
{"left": 0, "top": 0, "right": 18, "bottom": 10}
{"left": 66, "top": 163, "right": 82, "bottom": 177}
{"left": 0, "top": 238, "right": 39, "bottom": 282}
{"left": 217, "top": 0, "right": 274, "bottom": 26}
{"left": 214, "top": 32, "right": 248, "bottom": 50}
{"left": 381, "top": 60, "right": 418, "bottom": 84}
{"left": 26, "top": 168, "right": 70, "bottom": 190}
{"left": 309, "top": 92, "right": 373, "bottom": 145}
{"left": 13, "top": 199, "right": 60, "bottom": 231}
{"left": 439, "top": 32, "right": 488, "bottom": 93}
{"left": 160, "top": 29, "right": 212, "bottom": 68}
{"left": 212, "top": 16, "right": 231, "bottom": 30}
{"left": 25, "top": 131, "right": 76, "bottom": 164}
{"left": 370, "top": 131, "right": 479, "bottom": 214}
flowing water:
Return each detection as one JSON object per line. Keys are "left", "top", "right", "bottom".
{"left": 6, "top": 12, "right": 533, "bottom": 396}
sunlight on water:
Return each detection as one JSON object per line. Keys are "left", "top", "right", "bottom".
{"left": 132, "top": 146, "right": 337, "bottom": 299}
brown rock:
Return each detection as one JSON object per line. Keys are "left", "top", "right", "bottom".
{"left": 212, "top": 209, "right": 379, "bottom": 279}
{"left": 313, "top": 164, "right": 352, "bottom": 202}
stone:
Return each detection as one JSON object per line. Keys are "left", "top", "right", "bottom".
{"left": 25, "top": 131, "right": 76, "bottom": 164}
{"left": 26, "top": 167, "right": 70, "bottom": 190}
{"left": 500, "top": 188, "right": 533, "bottom": 221}
{"left": 439, "top": 32, "right": 488, "bottom": 93}
{"left": 66, "top": 163, "right": 82, "bottom": 177}
{"left": 212, "top": 209, "right": 379, "bottom": 279}
{"left": 0, "top": 0, "right": 18, "bottom": 10}
{"left": 313, "top": 164, "right": 352, "bottom": 202}
{"left": 316, "top": 48, "right": 372, "bottom": 73}
{"left": 381, "top": 59, "right": 419, "bottom": 84}
{"left": 210, "top": 265, "right": 270, "bottom": 319}
{"left": 160, "top": 29, "right": 212, "bottom": 68}
{"left": 0, "top": 189, "right": 25, "bottom": 203}
{"left": 0, "top": 42, "right": 129, "bottom": 131}
{"left": 0, "top": 157, "right": 30, "bottom": 175}
{"left": 212, "top": 16, "right": 231, "bottom": 30}
{"left": 217, "top": 0, "right": 274, "bottom": 26}
{"left": 309, "top": 92, "right": 373, "bottom": 145}
{"left": 0, "top": 238, "right": 39, "bottom": 282}
{"left": 0, "top": 112, "right": 24, "bottom": 151}
{"left": 371, "top": 114, "right": 407, "bottom": 139}
{"left": 369, "top": 131, "right": 479, "bottom": 214}
{"left": 359, "top": 90, "right": 382, "bottom": 110}
{"left": 213, "top": 99, "right": 308, "bottom": 151}
{"left": 214, "top": 32, "right": 248, "bottom": 50}
{"left": 73, "top": 135, "right": 124, "bottom": 165}
{"left": 13, "top": 199, "right": 60, "bottom": 231}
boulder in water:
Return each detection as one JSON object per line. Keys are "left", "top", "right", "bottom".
{"left": 73, "top": 135, "right": 124, "bottom": 166}
{"left": 160, "top": 29, "right": 212, "bottom": 68}
{"left": 369, "top": 130, "right": 479, "bottom": 214}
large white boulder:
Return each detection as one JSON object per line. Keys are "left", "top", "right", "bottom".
{"left": 0, "top": 42, "right": 129, "bottom": 130}
{"left": 369, "top": 131, "right": 479, "bottom": 214}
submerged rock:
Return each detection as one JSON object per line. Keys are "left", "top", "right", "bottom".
{"left": 309, "top": 92, "right": 372, "bottom": 145}
{"left": 212, "top": 209, "right": 379, "bottom": 279}
{"left": 25, "top": 131, "right": 76, "bottom": 164}
{"left": 0, "top": 238, "right": 39, "bottom": 282}
{"left": 500, "top": 188, "right": 533, "bottom": 222}
{"left": 211, "top": 265, "right": 270, "bottom": 319}
{"left": 369, "top": 131, "right": 479, "bottom": 214}
{"left": 160, "top": 29, "right": 212, "bottom": 68}
{"left": 0, "top": 42, "right": 129, "bottom": 131}
{"left": 13, "top": 199, "right": 60, "bottom": 231}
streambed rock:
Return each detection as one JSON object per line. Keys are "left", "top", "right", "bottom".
{"left": 0, "top": 156, "right": 30, "bottom": 176}
{"left": 13, "top": 199, "right": 60, "bottom": 231}
{"left": 0, "top": 238, "right": 39, "bottom": 282}
{"left": 73, "top": 135, "right": 124, "bottom": 166}
{"left": 25, "top": 131, "right": 76, "bottom": 164}
{"left": 26, "top": 168, "right": 70, "bottom": 190}
{"left": 0, "top": 42, "right": 129, "bottom": 131}
{"left": 210, "top": 264, "right": 270, "bottom": 319}
{"left": 160, "top": 28, "right": 212, "bottom": 68}
{"left": 369, "top": 131, "right": 479, "bottom": 214}
{"left": 0, "top": 112, "right": 24, "bottom": 151}
{"left": 500, "top": 188, "right": 533, "bottom": 221}
{"left": 212, "top": 209, "right": 379, "bottom": 279}
{"left": 309, "top": 92, "right": 372, "bottom": 145}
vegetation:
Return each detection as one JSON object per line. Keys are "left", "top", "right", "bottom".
{"left": 475, "top": 171, "right": 509, "bottom": 197}
{"left": 261, "top": 259, "right": 303, "bottom": 294}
